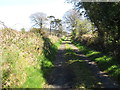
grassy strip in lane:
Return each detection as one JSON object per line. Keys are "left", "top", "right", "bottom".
{"left": 21, "top": 37, "right": 62, "bottom": 88}
{"left": 72, "top": 40, "right": 120, "bottom": 85}
{"left": 41, "top": 37, "right": 62, "bottom": 84}
{"left": 65, "top": 43, "right": 103, "bottom": 88}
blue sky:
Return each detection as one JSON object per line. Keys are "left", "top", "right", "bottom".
{"left": 0, "top": 0, "right": 73, "bottom": 30}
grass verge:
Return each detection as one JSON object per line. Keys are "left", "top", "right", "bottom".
{"left": 22, "top": 37, "right": 61, "bottom": 88}
{"left": 72, "top": 40, "right": 120, "bottom": 85}
{"left": 1, "top": 28, "right": 61, "bottom": 88}
{"left": 40, "top": 37, "right": 62, "bottom": 84}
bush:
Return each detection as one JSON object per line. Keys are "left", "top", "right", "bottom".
{"left": 0, "top": 28, "right": 44, "bottom": 88}
{"left": 0, "top": 28, "right": 61, "bottom": 88}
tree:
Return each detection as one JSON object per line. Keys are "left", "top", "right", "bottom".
{"left": 67, "top": 0, "right": 120, "bottom": 59}
{"left": 54, "top": 19, "right": 62, "bottom": 30}
{"left": 21, "top": 28, "right": 26, "bottom": 33}
{"left": 0, "top": 20, "right": 7, "bottom": 28}
{"left": 30, "top": 12, "right": 47, "bottom": 33}
{"left": 63, "top": 9, "right": 82, "bottom": 38}
{"left": 54, "top": 19, "right": 63, "bottom": 37}
{"left": 47, "top": 16, "right": 55, "bottom": 34}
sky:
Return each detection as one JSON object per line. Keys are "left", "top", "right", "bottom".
{"left": 0, "top": 0, "right": 73, "bottom": 31}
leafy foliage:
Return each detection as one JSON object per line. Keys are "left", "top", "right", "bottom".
{"left": 66, "top": 1, "right": 120, "bottom": 61}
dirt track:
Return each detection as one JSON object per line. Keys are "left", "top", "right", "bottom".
{"left": 45, "top": 40, "right": 119, "bottom": 89}
{"left": 47, "top": 41, "right": 74, "bottom": 88}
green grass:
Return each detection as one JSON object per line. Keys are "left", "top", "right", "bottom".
{"left": 65, "top": 44, "right": 103, "bottom": 88}
{"left": 21, "top": 66, "right": 45, "bottom": 88}
{"left": 72, "top": 40, "right": 120, "bottom": 84}
{"left": 20, "top": 39, "right": 61, "bottom": 88}
{"left": 21, "top": 37, "right": 61, "bottom": 88}
{"left": 38, "top": 37, "right": 61, "bottom": 86}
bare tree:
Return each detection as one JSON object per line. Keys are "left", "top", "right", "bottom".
{"left": 30, "top": 12, "right": 47, "bottom": 31}
{"left": 63, "top": 9, "right": 80, "bottom": 30}
{"left": 0, "top": 20, "right": 7, "bottom": 28}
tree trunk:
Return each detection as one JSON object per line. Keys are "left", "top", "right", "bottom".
{"left": 97, "top": 28, "right": 105, "bottom": 50}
